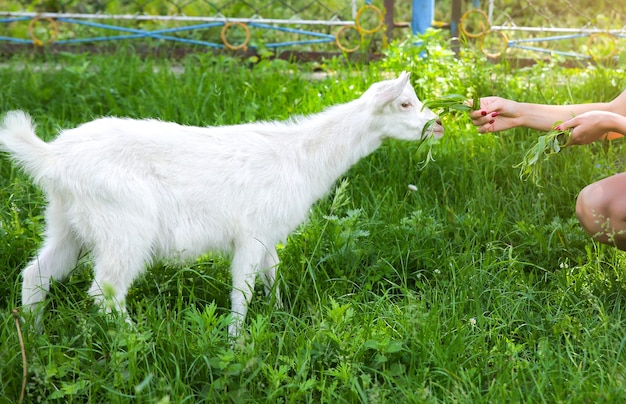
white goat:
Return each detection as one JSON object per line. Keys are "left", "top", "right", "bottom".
{"left": 0, "top": 72, "right": 442, "bottom": 337}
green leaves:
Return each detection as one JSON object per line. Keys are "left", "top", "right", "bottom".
{"left": 472, "top": 92, "right": 481, "bottom": 111}
{"left": 419, "top": 93, "right": 478, "bottom": 168}
{"left": 514, "top": 122, "right": 573, "bottom": 185}
{"left": 423, "top": 93, "right": 472, "bottom": 113}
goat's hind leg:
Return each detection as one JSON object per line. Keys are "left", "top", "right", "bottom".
{"left": 22, "top": 200, "right": 81, "bottom": 324}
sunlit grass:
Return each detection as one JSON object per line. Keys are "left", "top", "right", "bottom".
{"left": 1, "top": 38, "right": 626, "bottom": 402}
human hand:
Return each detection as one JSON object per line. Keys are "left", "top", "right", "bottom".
{"left": 469, "top": 96, "right": 522, "bottom": 133}
{"left": 557, "top": 111, "right": 625, "bottom": 145}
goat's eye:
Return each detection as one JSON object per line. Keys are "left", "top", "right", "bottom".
{"left": 401, "top": 102, "right": 412, "bottom": 108}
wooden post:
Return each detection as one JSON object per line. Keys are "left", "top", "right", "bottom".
{"left": 384, "top": 0, "right": 394, "bottom": 41}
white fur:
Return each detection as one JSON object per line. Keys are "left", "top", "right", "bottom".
{"left": 0, "top": 72, "right": 442, "bottom": 337}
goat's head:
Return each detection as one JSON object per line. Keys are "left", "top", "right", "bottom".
{"left": 362, "top": 71, "right": 444, "bottom": 141}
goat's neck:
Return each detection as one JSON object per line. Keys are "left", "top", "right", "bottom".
{"left": 298, "top": 101, "right": 383, "bottom": 192}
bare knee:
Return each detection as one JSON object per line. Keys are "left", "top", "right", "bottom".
{"left": 576, "top": 176, "right": 626, "bottom": 249}
{"left": 576, "top": 182, "right": 608, "bottom": 236}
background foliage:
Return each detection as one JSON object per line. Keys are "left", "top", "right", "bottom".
{"left": 0, "top": 25, "right": 626, "bottom": 404}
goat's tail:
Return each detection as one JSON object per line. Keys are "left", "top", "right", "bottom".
{"left": 0, "top": 111, "right": 54, "bottom": 183}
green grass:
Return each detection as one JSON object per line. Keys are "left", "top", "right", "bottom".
{"left": 2, "top": 36, "right": 626, "bottom": 402}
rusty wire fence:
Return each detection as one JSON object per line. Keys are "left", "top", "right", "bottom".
{"left": 0, "top": 0, "right": 413, "bottom": 55}
{"left": 2, "top": 1, "right": 624, "bottom": 62}
{"left": 458, "top": 0, "right": 626, "bottom": 62}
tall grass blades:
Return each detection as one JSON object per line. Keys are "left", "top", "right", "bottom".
{"left": 1, "top": 42, "right": 626, "bottom": 402}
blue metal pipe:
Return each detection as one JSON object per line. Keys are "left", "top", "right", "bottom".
{"left": 412, "top": 0, "right": 434, "bottom": 35}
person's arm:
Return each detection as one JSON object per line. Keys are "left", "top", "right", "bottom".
{"left": 469, "top": 96, "right": 614, "bottom": 133}
{"left": 607, "top": 90, "right": 626, "bottom": 115}
{"left": 544, "top": 90, "right": 626, "bottom": 145}
{"left": 559, "top": 110, "right": 626, "bottom": 144}
{"left": 515, "top": 101, "right": 613, "bottom": 131}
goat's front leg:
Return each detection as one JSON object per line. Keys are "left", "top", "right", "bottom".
{"left": 228, "top": 241, "right": 267, "bottom": 338}
{"left": 261, "top": 247, "right": 282, "bottom": 309}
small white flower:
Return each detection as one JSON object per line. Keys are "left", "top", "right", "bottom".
{"left": 434, "top": 268, "right": 441, "bottom": 275}
{"left": 408, "top": 184, "right": 418, "bottom": 192}
{"left": 469, "top": 317, "right": 477, "bottom": 327}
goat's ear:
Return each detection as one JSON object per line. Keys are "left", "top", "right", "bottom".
{"left": 396, "top": 71, "right": 411, "bottom": 90}
{"left": 398, "top": 71, "right": 410, "bottom": 83}
{"left": 374, "top": 71, "right": 411, "bottom": 106}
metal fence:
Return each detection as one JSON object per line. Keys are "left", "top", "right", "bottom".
{"left": 0, "top": 0, "right": 404, "bottom": 54}
{"left": 3, "top": 1, "right": 622, "bottom": 61}
{"left": 457, "top": 0, "right": 626, "bottom": 61}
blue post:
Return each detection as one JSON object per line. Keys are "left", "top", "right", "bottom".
{"left": 412, "top": 0, "right": 435, "bottom": 35}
